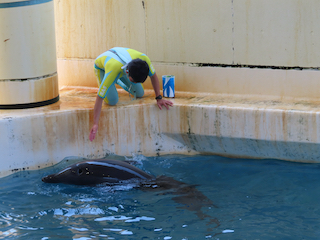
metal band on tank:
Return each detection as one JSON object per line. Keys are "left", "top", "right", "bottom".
{"left": 0, "top": 0, "right": 52, "bottom": 8}
{"left": 0, "top": 95, "right": 59, "bottom": 110}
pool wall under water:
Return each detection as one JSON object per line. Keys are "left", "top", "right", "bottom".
{"left": 1, "top": 87, "right": 320, "bottom": 178}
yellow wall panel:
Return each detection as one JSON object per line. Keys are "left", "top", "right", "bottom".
{"left": 54, "top": 0, "right": 147, "bottom": 59}
{"left": 233, "top": 0, "right": 320, "bottom": 67}
{"left": 154, "top": 64, "right": 320, "bottom": 100}
{"left": 145, "top": 0, "right": 233, "bottom": 63}
{"left": 57, "top": 59, "right": 96, "bottom": 87}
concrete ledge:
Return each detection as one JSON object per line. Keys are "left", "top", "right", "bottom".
{"left": 1, "top": 86, "right": 320, "bottom": 178}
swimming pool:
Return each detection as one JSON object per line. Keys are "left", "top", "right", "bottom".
{"left": 1, "top": 154, "right": 320, "bottom": 239}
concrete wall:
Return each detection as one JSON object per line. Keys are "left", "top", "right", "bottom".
{"left": 2, "top": 87, "right": 320, "bottom": 178}
{"left": 54, "top": 0, "right": 320, "bottom": 100}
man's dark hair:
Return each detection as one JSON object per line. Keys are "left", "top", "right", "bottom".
{"left": 128, "top": 59, "right": 149, "bottom": 83}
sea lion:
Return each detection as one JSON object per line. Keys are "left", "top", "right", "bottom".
{"left": 42, "top": 158, "right": 154, "bottom": 185}
{"left": 42, "top": 158, "right": 219, "bottom": 228}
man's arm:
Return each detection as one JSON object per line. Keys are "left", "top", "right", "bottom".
{"left": 150, "top": 73, "right": 174, "bottom": 110}
{"left": 89, "top": 95, "right": 104, "bottom": 141}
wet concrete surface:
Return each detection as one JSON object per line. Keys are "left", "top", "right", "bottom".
{"left": 1, "top": 86, "right": 320, "bottom": 178}
{"left": 2, "top": 86, "right": 320, "bottom": 119}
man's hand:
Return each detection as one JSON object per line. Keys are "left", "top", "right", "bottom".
{"left": 89, "top": 124, "right": 99, "bottom": 141}
{"left": 150, "top": 73, "right": 174, "bottom": 110}
{"left": 89, "top": 95, "right": 104, "bottom": 141}
{"left": 157, "top": 98, "right": 173, "bottom": 110}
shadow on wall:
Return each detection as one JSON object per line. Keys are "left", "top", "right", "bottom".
{"left": 163, "top": 133, "right": 320, "bottom": 163}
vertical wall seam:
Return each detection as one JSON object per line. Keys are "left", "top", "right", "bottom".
{"left": 143, "top": 0, "right": 148, "bottom": 55}
{"left": 231, "top": 0, "right": 235, "bottom": 64}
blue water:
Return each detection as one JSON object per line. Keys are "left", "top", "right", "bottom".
{"left": 1, "top": 154, "right": 320, "bottom": 239}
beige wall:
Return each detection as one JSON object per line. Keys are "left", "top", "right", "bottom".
{"left": 54, "top": 0, "right": 320, "bottom": 100}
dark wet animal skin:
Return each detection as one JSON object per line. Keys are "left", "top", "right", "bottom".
{"left": 42, "top": 159, "right": 154, "bottom": 185}
{"left": 42, "top": 158, "right": 220, "bottom": 228}
{"left": 147, "top": 175, "right": 220, "bottom": 229}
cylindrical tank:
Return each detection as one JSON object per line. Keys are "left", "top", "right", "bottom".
{"left": 0, "top": 0, "right": 59, "bottom": 109}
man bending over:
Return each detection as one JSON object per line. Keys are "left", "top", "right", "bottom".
{"left": 89, "top": 47, "right": 173, "bottom": 141}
